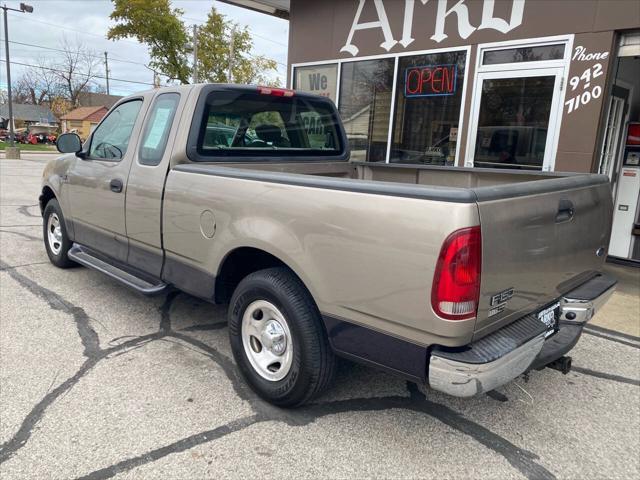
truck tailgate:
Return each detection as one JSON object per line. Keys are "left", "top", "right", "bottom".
{"left": 473, "top": 175, "right": 613, "bottom": 339}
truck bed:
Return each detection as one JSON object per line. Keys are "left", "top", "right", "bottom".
{"left": 170, "top": 160, "right": 612, "bottom": 342}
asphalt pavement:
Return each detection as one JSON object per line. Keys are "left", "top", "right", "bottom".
{"left": 1, "top": 153, "right": 639, "bottom": 479}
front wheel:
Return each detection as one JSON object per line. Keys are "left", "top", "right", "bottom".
{"left": 43, "top": 198, "right": 75, "bottom": 268}
{"left": 228, "top": 267, "right": 336, "bottom": 407}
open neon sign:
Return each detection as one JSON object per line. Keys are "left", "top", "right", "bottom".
{"left": 405, "top": 64, "right": 457, "bottom": 97}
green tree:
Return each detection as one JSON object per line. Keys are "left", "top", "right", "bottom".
{"left": 196, "top": 7, "right": 278, "bottom": 85}
{"left": 108, "top": 1, "right": 278, "bottom": 86}
{"left": 108, "top": 0, "right": 191, "bottom": 84}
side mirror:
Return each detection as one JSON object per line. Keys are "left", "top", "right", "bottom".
{"left": 56, "top": 133, "right": 83, "bottom": 155}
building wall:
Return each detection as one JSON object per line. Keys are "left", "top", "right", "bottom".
{"left": 288, "top": 0, "right": 640, "bottom": 172}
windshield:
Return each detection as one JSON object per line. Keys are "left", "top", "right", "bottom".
{"left": 194, "top": 89, "right": 344, "bottom": 160}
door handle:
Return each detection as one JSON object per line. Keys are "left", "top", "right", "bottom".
{"left": 555, "top": 199, "right": 574, "bottom": 223}
{"left": 110, "top": 178, "right": 123, "bottom": 193}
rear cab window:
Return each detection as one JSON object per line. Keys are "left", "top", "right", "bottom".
{"left": 188, "top": 86, "right": 346, "bottom": 162}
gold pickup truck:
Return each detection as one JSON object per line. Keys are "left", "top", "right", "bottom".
{"left": 41, "top": 84, "right": 616, "bottom": 407}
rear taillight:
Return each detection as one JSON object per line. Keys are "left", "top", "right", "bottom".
{"left": 431, "top": 226, "right": 482, "bottom": 321}
{"left": 257, "top": 86, "right": 295, "bottom": 97}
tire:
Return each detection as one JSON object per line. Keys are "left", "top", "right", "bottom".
{"left": 43, "top": 198, "right": 75, "bottom": 268}
{"left": 228, "top": 267, "right": 336, "bottom": 407}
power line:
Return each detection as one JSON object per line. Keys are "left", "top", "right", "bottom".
{"left": 182, "top": 15, "right": 288, "bottom": 48}
{"left": 0, "top": 38, "right": 149, "bottom": 67}
{"left": 6, "top": 10, "right": 143, "bottom": 47}
{"left": 0, "top": 59, "right": 155, "bottom": 87}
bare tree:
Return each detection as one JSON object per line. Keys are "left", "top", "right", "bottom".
{"left": 12, "top": 59, "right": 60, "bottom": 105}
{"left": 53, "top": 37, "right": 102, "bottom": 106}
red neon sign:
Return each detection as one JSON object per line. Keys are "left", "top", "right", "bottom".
{"left": 405, "top": 64, "right": 457, "bottom": 97}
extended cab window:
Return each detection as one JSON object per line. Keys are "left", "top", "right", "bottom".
{"left": 139, "top": 93, "right": 180, "bottom": 166}
{"left": 89, "top": 100, "right": 143, "bottom": 160}
{"left": 194, "top": 89, "right": 344, "bottom": 160}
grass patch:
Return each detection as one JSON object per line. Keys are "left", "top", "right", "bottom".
{"left": 0, "top": 142, "right": 57, "bottom": 152}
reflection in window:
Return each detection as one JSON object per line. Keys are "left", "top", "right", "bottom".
{"left": 196, "top": 91, "right": 342, "bottom": 159}
{"left": 474, "top": 76, "right": 555, "bottom": 170}
{"left": 338, "top": 59, "right": 394, "bottom": 162}
{"left": 482, "top": 45, "right": 565, "bottom": 65}
{"left": 390, "top": 51, "right": 466, "bottom": 165}
{"left": 89, "top": 100, "right": 142, "bottom": 160}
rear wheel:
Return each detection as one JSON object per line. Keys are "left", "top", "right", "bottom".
{"left": 228, "top": 267, "right": 336, "bottom": 407}
{"left": 43, "top": 199, "right": 75, "bottom": 268}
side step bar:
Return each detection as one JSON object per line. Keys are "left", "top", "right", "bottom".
{"left": 68, "top": 244, "right": 168, "bottom": 295}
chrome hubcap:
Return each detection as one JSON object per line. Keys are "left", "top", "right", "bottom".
{"left": 242, "top": 300, "right": 293, "bottom": 381}
{"left": 47, "top": 212, "right": 63, "bottom": 255}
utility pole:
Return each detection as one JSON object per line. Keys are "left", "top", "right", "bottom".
{"left": 104, "top": 51, "right": 110, "bottom": 95}
{"left": 228, "top": 26, "right": 235, "bottom": 83}
{"left": 192, "top": 24, "right": 198, "bottom": 83}
{"left": 1, "top": 2, "right": 34, "bottom": 159}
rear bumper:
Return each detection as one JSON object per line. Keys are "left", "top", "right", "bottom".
{"left": 428, "top": 273, "right": 616, "bottom": 397}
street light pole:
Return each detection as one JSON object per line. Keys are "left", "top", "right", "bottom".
{"left": 1, "top": 3, "right": 34, "bottom": 158}
{"left": 104, "top": 51, "right": 110, "bottom": 95}
{"left": 192, "top": 24, "right": 198, "bottom": 83}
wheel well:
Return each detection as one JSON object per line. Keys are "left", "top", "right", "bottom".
{"left": 215, "top": 247, "right": 287, "bottom": 304}
{"left": 39, "top": 186, "right": 56, "bottom": 215}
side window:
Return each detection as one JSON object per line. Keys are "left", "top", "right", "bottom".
{"left": 139, "top": 93, "right": 180, "bottom": 166}
{"left": 89, "top": 100, "right": 143, "bottom": 160}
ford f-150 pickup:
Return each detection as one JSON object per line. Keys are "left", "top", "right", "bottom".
{"left": 42, "top": 84, "right": 616, "bottom": 406}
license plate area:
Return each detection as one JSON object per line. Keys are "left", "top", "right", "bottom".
{"left": 538, "top": 302, "right": 560, "bottom": 338}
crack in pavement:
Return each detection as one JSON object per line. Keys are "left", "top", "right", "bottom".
{"left": 75, "top": 381, "right": 556, "bottom": 480}
{"left": 0, "top": 228, "right": 41, "bottom": 241}
{"left": 571, "top": 367, "right": 640, "bottom": 386}
{"left": 582, "top": 329, "right": 640, "bottom": 349}
{"left": 17, "top": 205, "right": 41, "bottom": 218}
{"left": 0, "top": 265, "right": 558, "bottom": 479}
{"left": 0, "top": 224, "right": 42, "bottom": 228}
{"left": 20, "top": 260, "right": 640, "bottom": 479}
{"left": 76, "top": 415, "right": 263, "bottom": 480}
{"left": 584, "top": 324, "right": 640, "bottom": 342}
{"left": 0, "top": 260, "right": 161, "bottom": 462}
{"left": 0, "top": 261, "right": 50, "bottom": 271}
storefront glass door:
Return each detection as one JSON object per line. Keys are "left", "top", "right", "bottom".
{"left": 467, "top": 68, "right": 564, "bottom": 170}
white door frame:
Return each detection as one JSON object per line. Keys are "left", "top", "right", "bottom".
{"left": 464, "top": 35, "right": 573, "bottom": 170}
{"left": 465, "top": 67, "right": 565, "bottom": 171}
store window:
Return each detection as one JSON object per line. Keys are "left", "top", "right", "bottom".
{"left": 390, "top": 51, "right": 467, "bottom": 165}
{"left": 293, "top": 64, "right": 338, "bottom": 103}
{"left": 482, "top": 45, "right": 565, "bottom": 65}
{"left": 467, "top": 39, "right": 569, "bottom": 171}
{"left": 338, "top": 59, "right": 394, "bottom": 162}
{"left": 474, "top": 76, "right": 555, "bottom": 169}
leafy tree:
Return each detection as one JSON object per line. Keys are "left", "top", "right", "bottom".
{"left": 108, "top": 0, "right": 190, "bottom": 84}
{"left": 196, "top": 7, "right": 278, "bottom": 85}
{"left": 108, "top": 1, "right": 278, "bottom": 85}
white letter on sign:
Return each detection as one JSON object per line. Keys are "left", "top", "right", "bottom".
{"left": 400, "top": 0, "right": 430, "bottom": 48}
{"left": 479, "top": 0, "right": 525, "bottom": 34}
{"left": 340, "top": 0, "right": 397, "bottom": 56}
{"left": 431, "top": 0, "right": 476, "bottom": 43}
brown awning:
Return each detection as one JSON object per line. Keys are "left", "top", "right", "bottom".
{"left": 217, "top": 0, "right": 289, "bottom": 19}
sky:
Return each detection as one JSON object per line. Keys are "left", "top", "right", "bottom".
{"left": 0, "top": 0, "right": 289, "bottom": 97}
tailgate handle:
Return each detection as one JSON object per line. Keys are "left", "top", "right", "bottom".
{"left": 556, "top": 199, "right": 575, "bottom": 223}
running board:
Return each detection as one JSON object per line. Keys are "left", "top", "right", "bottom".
{"left": 68, "top": 244, "right": 168, "bottom": 295}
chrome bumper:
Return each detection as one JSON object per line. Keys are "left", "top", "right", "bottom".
{"left": 428, "top": 273, "right": 616, "bottom": 398}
